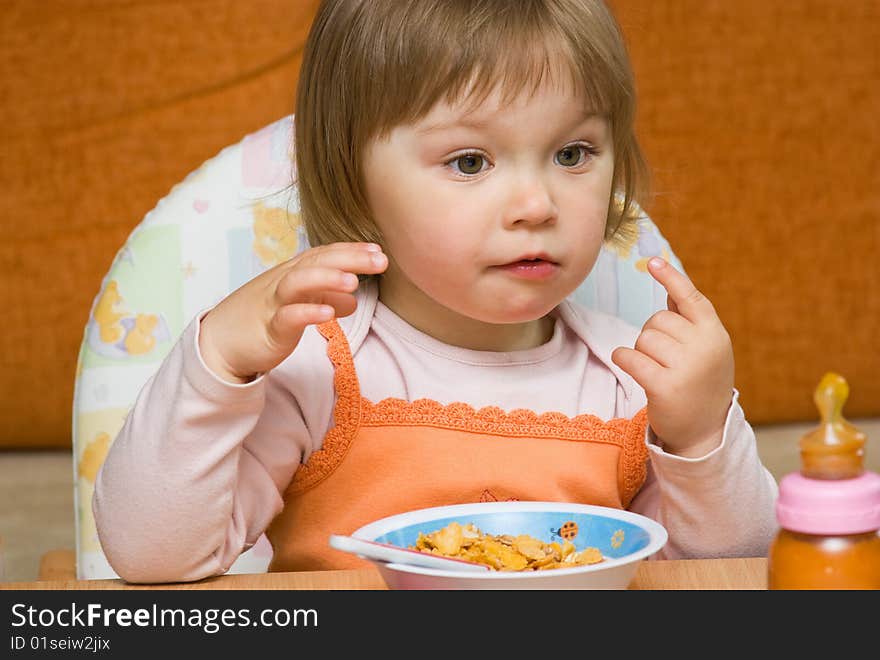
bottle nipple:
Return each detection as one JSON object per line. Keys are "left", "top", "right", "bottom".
{"left": 800, "top": 372, "right": 866, "bottom": 480}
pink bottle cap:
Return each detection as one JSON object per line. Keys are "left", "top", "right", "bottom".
{"left": 776, "top": 470, "right": 880, "bottom": 535}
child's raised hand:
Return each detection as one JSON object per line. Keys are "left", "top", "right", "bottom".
{"left": 611, "top": 257, "right": 735, "bottom": 457}
{"left": 198, "top": 242, "right": 388, "bottom": 384}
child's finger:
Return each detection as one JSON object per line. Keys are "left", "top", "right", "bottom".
{"left": 298, "top": 241, "right": 383, "bottom": 259}
{"left": 633, "top": 328, "right": 681, "bottom": 368}
{"left": 644, "top": 309, "right": 691, "bottom": 340}
{"left": 275, "top": 266, "right": 361, "bottom": 305}
{"left": 647, "top": 257, "right": 714, "bottom": 323}
{"left": 611, "top": 346, "right": 664, "bottom": 392}
{"left": 269, "top": 303, "right": 336, "bottom": 346}
{"left": 295, "top": 244, "right": 387, "bottom": 276}
{"left": 317, "top": 291, "right": 359, "bottom": 319}
{"left": 317, "top": 241, "right": 383, "bottom": 252}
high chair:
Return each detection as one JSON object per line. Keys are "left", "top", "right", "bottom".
{"left": 51, "top": 114, "right": 683, "bottom": 582}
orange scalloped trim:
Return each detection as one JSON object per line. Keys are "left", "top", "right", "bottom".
{"left": 360, "top": 397, "right": 633, "bottom": 443}
{"left": 289, "top": 320, "right": 362, "bottom": 493}
{"left": 290, "top": 320, "right": 650, "bottom": 500}
{"left": 619, "top": 407, "right": 649, "bottom": 506}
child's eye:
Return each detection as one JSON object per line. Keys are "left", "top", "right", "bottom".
{"left": 555, "top": 143, "right": 597, "bottom": 168}
{"left": 447, "top": 152, "right": 489, "bottom": 176}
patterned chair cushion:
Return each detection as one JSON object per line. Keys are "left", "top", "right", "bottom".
{"left": 72, "top": 115, "right": 683, "bottom": 579}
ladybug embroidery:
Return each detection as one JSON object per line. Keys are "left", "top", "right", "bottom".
{"left": 551, "top": 520, "right": 579, "bottom": 541}
{"left": 479, "top": 489, "right": 518, "bottom": 503}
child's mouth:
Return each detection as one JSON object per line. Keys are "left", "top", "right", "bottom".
{"left": 495, "top": 257, "right": 560, "bottom": 281}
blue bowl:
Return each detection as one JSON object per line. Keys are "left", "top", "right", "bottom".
{"left": 351, "top": 501, "right": 668, "bottom": 590}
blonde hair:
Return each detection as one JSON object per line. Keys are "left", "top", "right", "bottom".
{"left": 295, "top": 0, "right": 649, "bottom": 249}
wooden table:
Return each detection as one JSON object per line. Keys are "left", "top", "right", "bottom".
{"left": 1, "top": 558, "right": 768, "bottom": 590}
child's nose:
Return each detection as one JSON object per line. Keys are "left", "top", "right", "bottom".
{"left": 502, "top": 177, "right": 557, "bottom": 228}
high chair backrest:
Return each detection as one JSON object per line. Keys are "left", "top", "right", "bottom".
{"left": 71, "top": 115, "right": 683, "bottom": 580}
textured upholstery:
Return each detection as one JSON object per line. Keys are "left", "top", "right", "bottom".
{"left": 1, "top": 0, "right": 320, "bottom": 448}
{"left": 2, "top": 1, "right": 877, "bottom": 445}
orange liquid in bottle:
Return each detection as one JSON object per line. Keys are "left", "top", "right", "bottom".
{"left": 769, "top": 531, "right": 880, "bottom": 589}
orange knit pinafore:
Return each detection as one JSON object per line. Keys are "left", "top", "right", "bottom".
{"left": 265, "top": 320, "right": 649, "bottom": 572}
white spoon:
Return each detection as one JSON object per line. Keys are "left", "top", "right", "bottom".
{"left": 329, "top": 534, "right": 491, "bottom": 573}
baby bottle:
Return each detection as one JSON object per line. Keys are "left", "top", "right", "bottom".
{"left": 767, "top": 372, "right": 880, "bottom": 589}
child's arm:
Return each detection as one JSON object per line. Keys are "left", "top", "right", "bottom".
{"left": 91, "top": 314, "right": 332, "bottom": 583}
{"left": 628, "top": 392, "right": 779, "bottom": 559}
{"left": 93, "top": 242, "right": 387, "bottom": 583}
{"left": 614, "top": 257, "right": 778, "bottom": 557}
{"left": 93, "top": 322, "right": 256, "bottom": 582}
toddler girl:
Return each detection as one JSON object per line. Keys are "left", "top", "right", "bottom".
{"left": 94, "top": 0, "right": 778, "bottom": 583}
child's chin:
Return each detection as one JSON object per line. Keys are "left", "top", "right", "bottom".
{"left": 482, "top": 299, "right": 560, "bottom": 325}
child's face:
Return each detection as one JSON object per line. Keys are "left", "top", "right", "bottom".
{"left": 363, "top": 79, "right": 614, "bottom": 331}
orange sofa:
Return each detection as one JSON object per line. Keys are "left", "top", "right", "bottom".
{"left": 2, "top": 0, "right": 877, "bottom": 449}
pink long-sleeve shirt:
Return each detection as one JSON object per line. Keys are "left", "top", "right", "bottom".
{"left": 93, "top": 278, "right": 779, "bottom": 583}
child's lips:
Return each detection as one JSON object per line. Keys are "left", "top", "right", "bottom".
{"left": 493, "top": 257, "right": 560, "bottom": 280}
